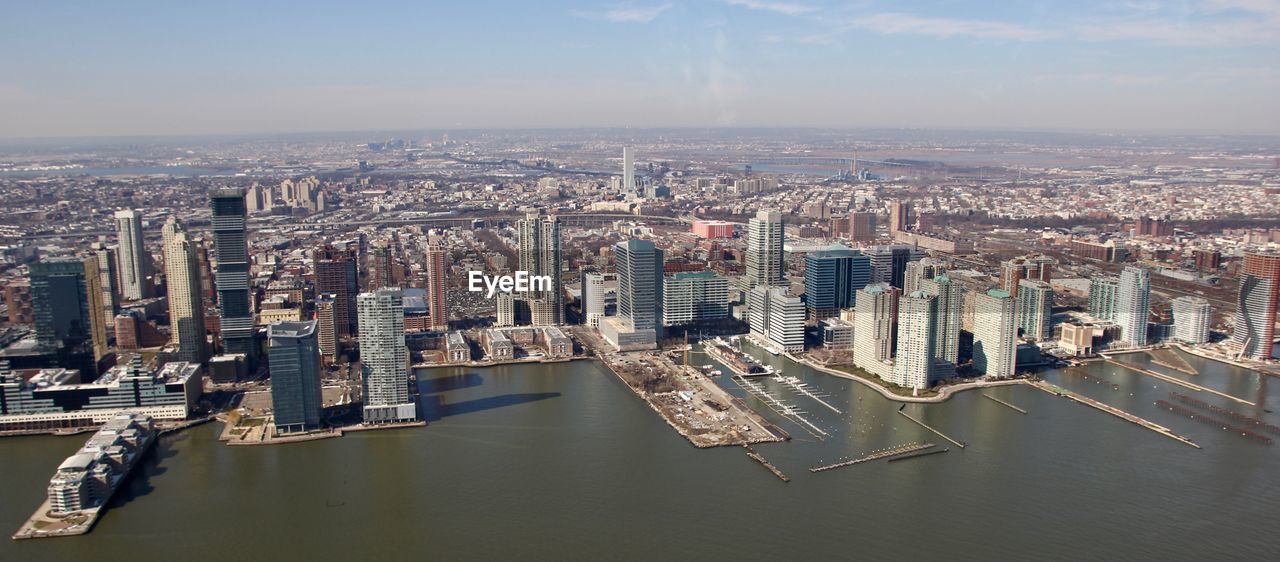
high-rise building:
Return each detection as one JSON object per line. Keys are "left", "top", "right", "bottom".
{"left": 888, "top": 201, "right": 912, "bottom": 234}
{"left": 891, "top": 291, "right": 939, "bottom": 391}
{"left": 1088, "top": 276, "right": 1119, "bottom": 321}
{"left": 210, "top": 187, "right": 257, "bottom": 364}
{"left": 622, "top": 146, "right": 635, "bottom": 193}
{"left": 1171, "top": 296, "right": 1211, "bottom": 345}
{"left": 662, "top": 271, "right": 728, "bottom": 326}
{"left": 580, "top": 271, "right": 607, "bottom": 327}
{"left": 30, "top": 257, "right": 108, "bottom": 367}
{"left": 495, "top": 292, "right": 515, "bottom": 328}
{"left": 517, "top": 212, "right": 563, "bottom": 325}
{"left": 1001, "top": 256, "right": 1053, "bottom": 299}
{"left": 1116, "top": 266, "right": 1151, "bottom": 346}
{"left": 804, "top": 246, "right": 871, "bottom": 320}
{"left": 162, "top": 217, "right": 209, "bottom": 364}
{"left": 357, "top": 288, "right": 416, "bottom": 423}
{"left": 848, "top": 211, "right": 876, "bottom": 242}
{"left": 1232, "top": 252, "right": 1280, "bottom": 360}
{"left": 424, "top": 244, "right": 449, "bottom": 331}
{"left": 600, "top": 240, "right": 663, "bottom": 350}
{"left": 972, "top": 289, "right": 1018, "bottom": 378}
{"left": 747, "top": 285, "right": 771, "bottom": 342}
{"left": 918, "top": 274, "right": 962, "bottom": 365}
{"left": 314, "top": 294, "right": 339, "bottom": 362}
{"left": 114, "top": 209, "right": 151, "bottom": 300}
{"left": 767, "top": 289, "right": 805, "bottom": 353}
{"left": 267, "top": 320, "right": 322, "bottom": 433}
{"left": 903, "top": 257, "right": 946, "bottom": 296}
{"left": 313, "top": 245, "right": 359, "bottom": 338}
{"left": 745, "top": 210, "right": 784, "bottom": 290}
{"left": 90, "top": 243, "right": 119, "bottom": 331}
{"left": 367, "top": 241, "right": 395, "bottom": 290}
{"left": 867, "top": 245, "right": 924, "bottom": 289}
{"left": 1017, "top": 279, "right": 1053, "bottom": 341}
{"left": 852, "top": 283, "right": 899, "bottom": 380}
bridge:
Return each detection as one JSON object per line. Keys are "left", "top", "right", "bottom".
{"left": 748, "top": 156, "right": 912, "bottom": 168}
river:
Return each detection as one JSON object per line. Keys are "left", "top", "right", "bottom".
{"left": 1, "top": 347, "right": 1277, "bottom": 560}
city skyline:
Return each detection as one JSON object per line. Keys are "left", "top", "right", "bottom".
{"left": 2, "top": 1, "right": 1279, "bottom": 138}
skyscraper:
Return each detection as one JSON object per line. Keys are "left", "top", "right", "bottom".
{"left": 357, "top": 288, "right": 416, "bottom": 423}
{"left": 1017, "top": 279, "right": 1053, "bottom": 341}
{"left": 90, "top": 243, "right": 119, "bottom": 331}
{"left": 747, "top": 285, "right": 771, "bottom": 342}
{"left": 517, "top": 212, "right": 563, "bottom": 325}
{"left": 1001, "top": 255, "right": 1053, "bottom": 299}
{"left": 1116, "top": 266, "right": 1151, "bottom": 347}
{"left": 600, "top": 239, "right": 663, "bottom": 350}
{"left": 210, "top": 187, "right": 257, "bottom": 364}
{"left": 662, "top": 271, "right": 728, "bottom": 326}
{"left": 1232, "top": 252, "right": 1280, "bottom": 360}
{"left": 891, "top": 291, "right": 939, "bottom": 391}
{"left": 495, "top": 292, "right": 515, "bottom": 328}
{"left": 1171, "top": 296, "right": 1211, "bottom": 345}
{"left": 29, "top": 257, "right": 108, "bottom": 369}
{"left": 162, "top": 217, "right": 209, "bottom": 364}
{"left": 267, "top": 320, "right": 322, "bottom": 433}
{"left": 903, "top": 257, "right": 946, "bottom": 296}
{"left": 313, "top": 244, "right": 359, "bottom": 337}
{"left": 114, "top": 209, "right": 151, "bottom": 300}
{"left": 767, "top": 289, "right": 805, "bottom": 353}
{"left": 918, "top": 274, "right": 962, "bottom": 365}
{"left": 314, "top": 294, "right": 339, "bottom": 362}
{"left": 622, "top": 146, "right": 635, "bottom": 193}
{"left": 424, "top": 243, "right": 449, "bottom": 331}
{"left": 804, "top": 246, "right": 871, "bottom": 320}
{"left": 367, "top": 241, "right": 395, "bottom": 290}
{"left": 972, "top": 289, "right": 1018, "bottom": 378}
{"left": 867, "top": 244, "right": 924, "bottom": 289}
{"left": 852, "top": 283, "right": 899, "bottom": 380}
{"left": 1088, "top": 276, "right": 1119, "bottom": 321}
{"left": 745, "top": 210, "right": 784, "bottom": 290}
{"left": 580, "top": 271, "right": 606, "bottom": 327}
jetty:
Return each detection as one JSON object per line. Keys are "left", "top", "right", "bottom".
{"left": 1105, "top": 358, "right": 1254, "bottom": 407}
{"left": 810, "top": 442, "right": 936, "bottom": 472}
{"left": 1030, "top": 381, "right": 1200, "bottom": 449}
{"left": 983, "top": 393, "right": 1028, "bottom": 414}
{"left": 744, "top": 445, "right": 790, "bottom": 482}
{"left": 896, "top": 409, "right": 967, "bottom": 448}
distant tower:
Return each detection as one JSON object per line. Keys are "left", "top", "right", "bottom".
{"left": 114, "top": 209, "right": 151, "bottom": 300}
{"left": 357, "top": 288, "right": 416, "bottom": 423}
{"left": 888, "top": 200, "right": 912, "bottom": 234}
{"left": 90, "top": 243, "right": 119, "bottom": 331}
{"left": 622, "top": 146, "right": 635, "bottom": 193}
{"left": 313, "top": 245, "right": 359, "bottom": 338}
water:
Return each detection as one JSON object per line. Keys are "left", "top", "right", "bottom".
{"left": 2, "top": 348, "right": 1279, "bottom": 560}
{"left": 0, "top": 166, "right": 223, "bottom": 177}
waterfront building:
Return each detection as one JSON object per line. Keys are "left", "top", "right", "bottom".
{"left": 1116, "top": 266, "right": 1152, "bottom": 346}
{"left": 804, "top": 246, "right": 871, "bottom": 320}
{"left": 357, "top": 288, "right": 416, "bottom": 423}
{"left": 1017, "top": 279, "right": 1053, "bottom": 341}
{"left": 600, "top": 239, "right": 663, "bottom": 350}
{"left": 852, "top": 283, "right": 899, "bottom": 380}
{"left": 767, "top": 289, "right": 805, "bottom": 353}
{"left": 114, "top": 209, "right": 151, "bottom": 301}
{"left": 313, "top": 245, "right": 359, "bottom": 337}
{"left": 517, "top": 212, "right": 564, "bottom": 324}
{"left": 425, "top": 243, "right": 449, "bottom": 331}
{"left": 918, "top": 274, "right": 962, "bottom": 365}
{"left": 210, "top": 187, "right": 257, "bottom": 365}
{"left": 0, "top": 359, "right": 201, "bottom": 431}
{"left": 745, "top": 210, "right": 784, "bottom": 290}
{"left": 972, "top": 289, "right": 1018, "bottom": 378}
{"left": 662, "top": 271, "right": 728, "bottom": 326}
{"left": 580, "top": 271, "right": 607, "bottom": 327}
{"left": 162, "top": 217, "right": 209, "bottom": 364}
{"left": 1232, "top": 252, "right": 1280, "bottom": 360}
{"left": 267, "top": 321, "right": 322, "bottom": 433}
{"left": 891, "top": 291, "right": 938, "bottom": 390}
{"left": 45, "top": 413, "right": 156, "bottom": 514}
{"left": 819, "top": 318, "right": 855, "bottom": 350}
{"left": 1171, "top": 296, "right": 1211, "bottom": 345}
{"left": 1088, "top": 276, "right": 1119, "bottom": 321}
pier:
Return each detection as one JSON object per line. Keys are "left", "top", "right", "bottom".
{"left": 982, "top": 393, "right": 1028, "bottom": 414}
{"left": 774, "top": 375, "right": 843, "bottom": 414}
{"left": 1167, "top": 392, "right": 1280, "bottom": 436}
{"left": 896, "top": 410, "right": 967, "bottom": 448}
{"left": 1154, "top": 400, "right": 1273, "bottom": 445}
{"left": 1104, "top": 358, "right": 1255, "bottom": 407}
{"left": 743, "top": 445, "right": 790, "bottom": 482}
{"left": 889, "top": 447, "right": 950, "bottom": 462}
{"left": 1030, "top": 381, "right": 1200, "bottom": 449}
{"left": 731, "top": 375, "right": 829, "bottom": 438}
{"left": 810, "top": 442, "right": 936, "bottom": 472}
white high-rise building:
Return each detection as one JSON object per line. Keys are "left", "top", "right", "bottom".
{"left": 918, "top": 274, "right": 961, "bottom": 365}
{"left": 892, "top": 291, "right": 939, "bottom": 391}
{"left": 745, "top": 210, "right": 784, "bottom": 290}
{"left": 747, "top": 285, "right": 771, "bottom": 342}
{"left": 766, "top": 289, "right": 805, "bottom": 354}
{"left": 357, "top": 288, "right": 416, "bottom": 423}
{"left": 580, "top": 271, "right": 608, "bottom": 327}
{"left": 1116, "top": 266, "right": 1151, "bottom": 347}
{"left": 662, "top": 271, "right": 728, "bottom": 326}
{"left": 973, "top": 289, "right": 1018, "bottom": 379}
{"left": 622, "top": 146, "right": 635, "bottom": 193}
{"left": 1017, "top": 279, "right": 1053, "bottom": 341}
{"left": 517, "top": 212, "right": 563, "bottom": 325}
{"left": 162, "top": 217, "right": 208, "bottom": 364}
{"left": 1171, "top": 296, "right": 1211, "bottom": 344}
{"left": 903, "top": 258, "right": 946, "bottom": 296}
{"left": 852, "top": 283, "right": 898, "bottom": 380}
{"left": 495, "top": 292, "right": 515, "bottom": 327}
{"left": 115, "top": 209, "right": 151, "bottom": 300}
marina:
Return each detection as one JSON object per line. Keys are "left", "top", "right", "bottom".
{"left": 704, "top": 337, "right": 774, "bottom": 377}
{"left": 773, "top": 375, "right": 843, "bottom": 414}
{"left": 730, "top": 375, "right": 829, "bottom": 438}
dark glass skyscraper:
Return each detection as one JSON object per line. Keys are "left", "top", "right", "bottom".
{"left": 210, "top": 187, "right": 257, "bottom": 365}
{"left": 267, "top": 320, "right": 322, "bottom": 433}
{"left": 804, "top": 246, "right": 871, "bottom": 319}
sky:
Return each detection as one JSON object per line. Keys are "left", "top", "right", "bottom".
{"left": 1, "top": 0, "right": 1278, "bottom": 138}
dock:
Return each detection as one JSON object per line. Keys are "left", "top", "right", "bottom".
{"left": 888, "top": 447, "right": 950, "bottom": 462}
{"left": 743, "top": 445, "right": 790, "bottom": 482}
{"left": 810, "top": 442, "right": 935, "bottom": 472}
{"left": 896, "top": 410, "right": 967, "bottom": 448}
{"left": 1105, "top": 358, "right": 1255, "bottom": 407}
{"left": 1030, "top": 381, "right": 1200, "bottom": 449}
{"left": 732, "top": 375, "right": 829, "bottom": 439}
{"left": 774, "top": 375, "right": 843, "bottom": 414}
{"left": 1145, "top": 348, "right": 1198, "bottom": 376}
{"left": 982, "top": 393, "right": 1028, "bottom": 414}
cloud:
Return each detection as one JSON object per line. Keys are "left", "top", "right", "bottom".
{"left": 721, "top": 0, "right": 817, "bottom": 16}
{"left": 846, "top": 12, "right": 1054, "bottom": 41}
{"left": 571, "top": 2, "right": 673, "bottom": 23}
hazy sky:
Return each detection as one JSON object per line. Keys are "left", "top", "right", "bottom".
{"left": 2, "top": 0, "right": 1278, "bottom": 137}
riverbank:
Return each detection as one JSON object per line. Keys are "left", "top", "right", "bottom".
{"left": 796, "top": 356, "right": 1029, "bottom": 403}
{"left": 413, "top": 356, "right": 589, "bottom": 370}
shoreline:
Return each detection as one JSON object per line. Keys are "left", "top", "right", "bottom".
{"left": 795, "top": 356, "right": 1029, "bottom": 403}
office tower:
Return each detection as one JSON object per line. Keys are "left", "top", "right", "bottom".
{"left": 867, "top": 244, "right": 924, "bottom": 289}
{"left": 30, "top": 257, "right": 108, "bottom": 365}
{"left": 663, "top": 271, "right": 729, "bottom": 326}
{"left": 804, "top": 246, "right": 871, "bottom": 319}
{"left": 268, "top": 320, "right": 322, "bottom": 433}
{"left": 162, "top": 217, "right": 209, "bottom": 364}
{"left": 848, "top": 211, "right": 876, "bottom": 242}
{"left": 424, "top": 243, "right": 449, "bottom": 331}
{"left": 314, "top": 294, "right": 339, "bottom": 361}
{"left": 313, "top": 245, "right": 359, "bottom": 337}
{"left": 517, "top": 212, "right": 564, "bottom": 324}
{"left": 767, "top": 289, "right": 805, "bottom": 353}
{"left": 1116, "top": 266, "right": 1151, "bottom": 346}
{"left": 972, "top": 289, "right": 1018, "bottom": 378}
{"left": 615, "top": 240, "right": 663, "bottom": 334}
{"left": 1232, "top": 252, "right": 1280, "bottom": 360}
{"left": 892, "top": 291, "right": 939, "bottom": 391}
{"left": 903, "top": 257, "right": 946, "bottom": 296}
{"left": 90, "top": 243, "right": 119, "bottom": 331}
{"left": 745, "top": 210, "right": 784, "bottom": 290}
{"left": 495, "top": 292, "right": 515, "bottom": 327}
{"left": 622, "top": 146, "right": 635, "bottom": 192}
{"left": 357, "top": 288, "right": 416, "bottom": 423}
{"left": 367, "top": 241, "right": 394, "bottom": 290}
{"left": 1017, "top": 279, "right": 1053, "bottom": 341}
{"left": 1001, "top": 256, "right": 1053, "bottom": 298}
{"left": 888, "top": 200, "right": 912, "bottom": 233}
{"left": 1088, "top": 276, "right": 1119, "bottom": 321}
{"left": 114, "top": 209, "right": 151, "bottom": 300}
{"left": 210, "top": 187, "right": 257, "bottom": 364}
{"left": 918, "top": 274, "right": 962, "bottom": 365}
{"left": 1171, "top": 296, "right": 1211, "bottom": 345}
{"left": 580, "top": 271, "right": 606, "bottom": 327}
{"left": 852, "top": 283, "right": 899, "bottom": 379}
